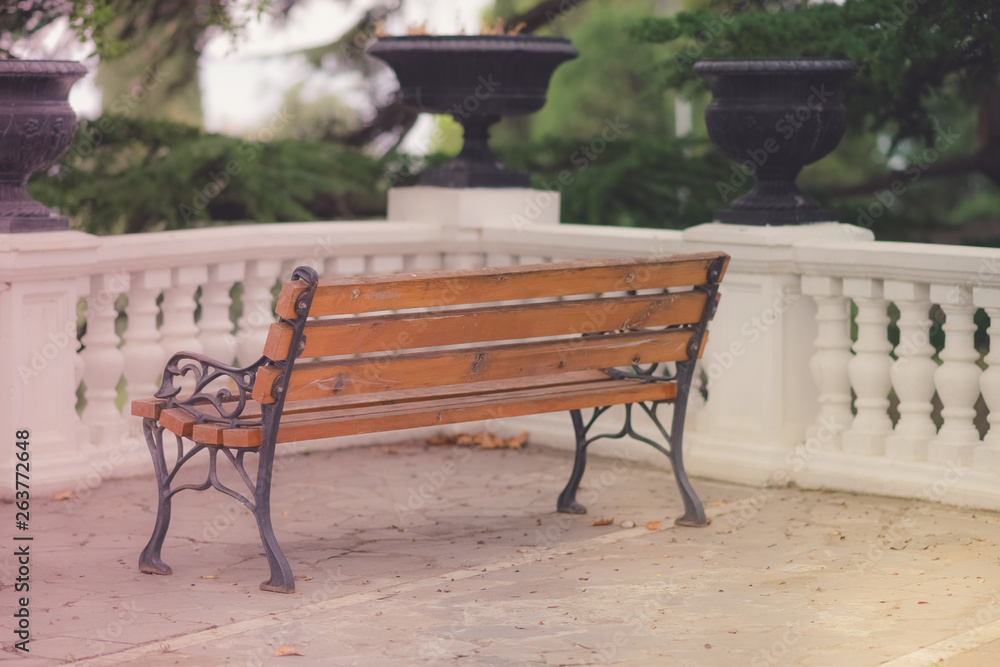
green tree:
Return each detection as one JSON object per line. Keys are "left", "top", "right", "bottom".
{"left": 630, "top": 0, "right": 1000, "bottom": 242}
{"left": 5, "top": 1, "right": 405, "bottom": 234}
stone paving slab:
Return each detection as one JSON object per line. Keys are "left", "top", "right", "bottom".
{"left": 2, "top": 439, "right": 1000, "bottom": 665}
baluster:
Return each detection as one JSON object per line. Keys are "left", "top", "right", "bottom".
{"left": 122, "top": 269, "right": 169, "bottom": 409}
{"left": 974, "top": 288, "right": 1000, "bottom": 470}
{"left": 802, "top": 276, "right": 853, "bottom": 448}
{"left": 928, "top": 285, "right": 983, "bottom": 465}
{"left": 445, "top": 252, "right": 485, "bottom": 270}
{"left": 199, "top": 263, "right": 242, "bottom": 365}
{"left": 842, "top": 279, "right": 893, "bottom": 456}
{"left": 884, "top": 281, "right": 937, "bottom": 461}
{"left": 236, "top": 259, "right": 281, "bottom": 366}
{"left": 330, "top": 255, "right": 365, "bottom": 278}
{"left": 159, "top": 267, "right": 206, "bottom": 356}
{"left": 485, "top": 252, "right": 516, "bottom": 268}
{"left": 367, "top": 254, "right": 405, "bottom": 275}
{"left": 81, "top": 272, "right": 128, "bottom": 443}
{"left": 405, "top": 252, "right": 443, "bottom": 272}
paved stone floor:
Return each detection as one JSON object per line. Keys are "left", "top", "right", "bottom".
{"left": 3, "top": 438, "right": 1000, "bottom": 666}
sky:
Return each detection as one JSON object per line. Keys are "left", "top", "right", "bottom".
{"left": 23, "top": 0, "right": 495, "bottom": 150}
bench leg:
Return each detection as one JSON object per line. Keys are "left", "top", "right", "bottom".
{"left": 667, "top": 367, "right": 708, "bottom": 527}
{"left": 139, "top": 419, "right": 173, "bottom": 576}
{"left": 557, "top": 409, "right": 590, "bottom": 514}
{"left": 253, "top": 447, "right": 295, "bottom": 593}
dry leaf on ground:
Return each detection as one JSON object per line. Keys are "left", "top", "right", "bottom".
{"left": 428, "top": 431, "right": 529, "bottom": 450}
{"left": 592, "top": 518, "right": 614, "bottom": 527}
{"left": 52, "top": 490, "right": 72, "bottom": 501}
{"left": 274, "top": 646, "right": 303, "bottom": 656}
{"left": 646, "top": 521, "right": 661, "bottom": 530}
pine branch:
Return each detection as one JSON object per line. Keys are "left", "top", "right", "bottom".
{"left": 826, "top": 153, "right": 984, "bottom": 198}
{"left": 504, "top": 0, "right": 589, "bottom": 34}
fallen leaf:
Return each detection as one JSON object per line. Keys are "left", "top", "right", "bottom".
{"left": 52, "top": 490, "right": 73, "bottom": 501}
{"left": 704, "top": 644, "right": 712, "bottom": 649}
{"left": 918, "top": 601, "right": 929, "bottom": 604}
{"left": 426, "top": 434, "right": 453, "bottom": 446}
{"left": 274, "top": 646, "right": 302, "bottom": 657}
{"left": 646, "top": 521, "right": 661, "bottom": 531}
{"left": 620, "top": 521, "right": 635, "bottom": 529}
{"left": 704, "top": 500, "right": 725, "bottom": 508}
{"left": 200, "top": 575, "right": 217, "bottom": 579}
{"left": 592, "top": 518, "right": 614, "bottom": 527}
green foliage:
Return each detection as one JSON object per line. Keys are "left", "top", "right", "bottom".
{"left": 489, "top": 0, "right": 727, "bottom": 229}
{"left": 28, "top": 115, "right": 389, "bottom": 235}
{"left": 498, "top": 135, "right": 730, "bottom": 228}
{"left": 630, "top": 0, "right": 1000, "bottom": 146}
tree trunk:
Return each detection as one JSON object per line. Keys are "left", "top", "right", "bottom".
{"left": 95, "top": 8, "right": 205, "bottom": 126}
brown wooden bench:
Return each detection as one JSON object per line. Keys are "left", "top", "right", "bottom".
{"left": 132, "top": 253, "right": 728, "bottom": 593}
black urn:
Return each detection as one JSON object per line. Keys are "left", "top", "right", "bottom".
{"left": 0, "top": 60, "right": 88, "bottom": 233}
{"left": 694, "top": 59, "right": 857, "bottom": 225}
{"left": 367, "top": 35, "right": 577, "bottom": 188}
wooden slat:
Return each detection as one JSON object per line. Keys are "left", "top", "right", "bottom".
{"left": 159, "top": 407, "right": 197, "bottom": 438}
{"left": 264, "top": 292, "right": 708, "bottom": 361}
{"left": 253, "top": 329, "right": 693, "bottom": 404}
{"left": 190, "top": 371, "right": 617, "bottom": 444}
{"left": 275, "top": 253, "right": 727, "bottom": 318}
{"left": 131, "top": 398, "right": 166, "bottom": 419}
{"left": 225, "top": 378, "right": 678, "bottom": 447}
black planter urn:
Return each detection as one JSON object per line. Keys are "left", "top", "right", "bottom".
{"left": 0, "top": 60, "right": 88, "bottom": 233}
{"left": 368, "top": 36, "right": 577, "bottom": 188}
{"left": 694, "top": 59, "right": 857, "bottom": 225}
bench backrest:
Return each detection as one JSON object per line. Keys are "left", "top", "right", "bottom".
{"left": 251, "top": 253, "right": 728, "bottom": 407}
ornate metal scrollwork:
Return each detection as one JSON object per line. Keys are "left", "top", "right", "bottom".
{"left": 155, "top": 352, "right": 266, "bottom": 429}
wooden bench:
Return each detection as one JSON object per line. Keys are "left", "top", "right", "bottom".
{"left": 132, "top": 253, "right": 728, "bottom": 593}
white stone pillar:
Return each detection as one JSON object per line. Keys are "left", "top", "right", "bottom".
{"left": 0, "top": 231, "right": 100, "bottom": 495}
{"left": 841, "top": 278, "right": 893, "bottom": 456}
{"left": 678, "top": 222, "right": 874, "bottom": 484}
{"left": 801, "top": 276, "right": 853, "bottom": 449}
{"left": 928, "top": 285, "right": 983, "bottom": 465}
{"left": 884, "top": 281, "right": 937, "bottom": 461}
{"left": 199, "top": 262, "right": 243, "bottom": 366}
{"left": 122, "top": 269, "right": 169, "bottom": 408}
{"left": 81, "top": 271, "right": 129, "bottom": 444}
{"left": 159, "top": 266, "right": 206, "bottom": 357}
{"left": 236, "top": 259, "right": 281, "bottom": 367}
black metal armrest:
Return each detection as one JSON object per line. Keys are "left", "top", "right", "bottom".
{"left": 154, "top": 352, "right": 266, "bottom": 427}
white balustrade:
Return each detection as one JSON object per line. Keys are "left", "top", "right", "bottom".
{"left": 884, "top": 281, "right": 938, "bottom": 461}
{"left": 81, "top": 272, "right": 128, "bottom": 443}
{"left": 122, "top": 269, "right": 169, "bottom": 408}
{"left": 974, "top": 287, "right": 1000, "bottom": 469}
{"left": 928, "top": 285, "right": 983, "bottom": 465}
{"left": 841, "top": 278, "right": 893, "bottom": 456}
{"left": 802, "top": 276, "right": 853, "bottom": 448}
{"left": 4, "top": 203, "right": 997, "bottom": 510}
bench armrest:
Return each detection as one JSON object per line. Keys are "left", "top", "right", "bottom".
{"left": 154, "top": 352, "right": 265, "bottom": 426}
